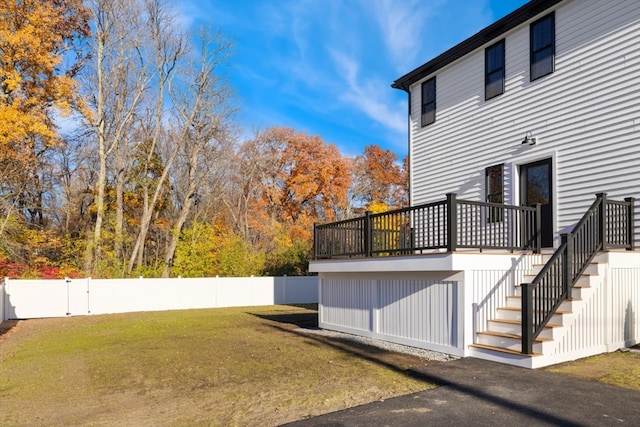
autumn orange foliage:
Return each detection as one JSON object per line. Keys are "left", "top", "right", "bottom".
{"left": 0, "top": 0, "right": 91, "bottom": 159}
{"left": 355, "top": 144, "right": 408, "bottom": 209}
{"left": 0, "top": 2, "right": 413, "bottom": 278}
{"left": 242, "top": 126, "right": 351, "bottom": 242}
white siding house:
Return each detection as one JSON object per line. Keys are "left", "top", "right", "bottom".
{"left": 405, "top": 0, "right": 639, "bottom": 248}
{"left": 310, "top": 0, "right": 640, "bottom": 368}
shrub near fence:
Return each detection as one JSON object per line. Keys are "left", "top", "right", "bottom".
{"left": 1, "top": 276, "right": 318, "bottom": 321}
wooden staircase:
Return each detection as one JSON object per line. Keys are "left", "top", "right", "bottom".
{"left": 471, "top": 254, "right": 605, "bottom": 358}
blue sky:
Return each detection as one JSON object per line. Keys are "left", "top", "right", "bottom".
{"left": 181, "top": 0, "right": 529, "bottom": 157}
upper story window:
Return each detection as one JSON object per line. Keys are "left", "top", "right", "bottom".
{"left": 485, "top": 39, "right": 505, "bottom": 100}
{"left": 421, "top": 77, "right": 436, "bottom": 127}
{"left": 530, "top": 12, "right": 555, "bottom": 81}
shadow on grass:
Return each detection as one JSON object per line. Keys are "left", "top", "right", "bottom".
{"left": 0, "top": 320, "right": 19, "bottom": 338}
{"left": 248, "top": 309, "right": 440, "bottom": 384}
{"left": 250, "top": 309, "right": 318, "bottom": 329}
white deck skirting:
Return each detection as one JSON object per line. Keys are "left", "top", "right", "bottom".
{"left": 310, "top": 250, "right": 640, "bottom": 368}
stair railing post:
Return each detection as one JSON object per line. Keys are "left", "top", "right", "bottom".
{"left": 521, "top": 283, "right": 533, "bottom": 354}
{"left": 446, "top": 193, "right": 457, "bottom": 252}
{"left": 625, "top": 197, "right": 635, "bottom": 251}
{"left": 364, "top": 211, "right": 372, "bottom": 257}
{"left": 535, "top": 203, "right": 542, "bottom": 253}
{"left": 596, "top": 193, "right": 607, "bottom": 250}
{"left": 561, "top": 233, "right": 572, "bottom": 297}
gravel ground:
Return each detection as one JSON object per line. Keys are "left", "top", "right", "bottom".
{"left": 297, "top": 327, "right": 458, "bottom": 363}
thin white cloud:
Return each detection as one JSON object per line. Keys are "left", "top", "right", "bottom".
{"left": 178, "top": 0, "right": 506, "bottom": 156}
{"left": 365, "top": 0, "right": 439, "bottom": 73}
{"left": 330, "top": 50, "right": 405, "bottom": 134}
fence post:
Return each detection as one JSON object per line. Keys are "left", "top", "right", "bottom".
{"left": 596, "top": 193, "right": 607, "bottom": 249}
{"left": 0, "top": 277, "right": 6, "bottom": 321}
{"left": 446, "top": 193, "right": 457, "bottom": 252}
{"left": 561, "top": 233, "right": 571, "bottom": 297}
{"left": 625, "top": 197, "right": 635, "bottom": 251}
{"left": 521, "top": 283, "right": 533, "bottom": 354}
{"left": 364, "top": 211, "right": 372, "bottom": 257}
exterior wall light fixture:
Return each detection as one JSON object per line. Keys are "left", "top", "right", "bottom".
{"left": 522, "top": 131, "right": 537, "bottom": 146}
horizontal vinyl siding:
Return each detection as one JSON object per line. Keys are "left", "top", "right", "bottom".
{"left": 409, "top": 0, "right": 639, "bottom": 245}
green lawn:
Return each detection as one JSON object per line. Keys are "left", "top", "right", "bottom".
{"left": 0, "top": 305, "right": 433, "bottom": 426}
{"left": 544, "top": 349, "right": 640, "bottom": 392}
{"left": 3, "top": 304, "right": 637, "bottom": 426}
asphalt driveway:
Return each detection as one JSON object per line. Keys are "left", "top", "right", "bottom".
{"left": 284, "top": 357, "right": 640, "bottom": 426}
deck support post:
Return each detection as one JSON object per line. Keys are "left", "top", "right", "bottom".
{"left": 313, "top": 222, "right": 319, "bottom": 259}
{"left": 597, "top": 193, "right": 607, "bottom": 250}
{"left": 625, "top": 197, "right": 635, "bottom": 251}
{"left": 446, "top": 193, "right": 457, "bottom": 252}
{"left": 364, "top": 211, "right": 372, "bottom": 257}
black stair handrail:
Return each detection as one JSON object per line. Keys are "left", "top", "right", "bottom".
{"left": 520, "top": 193, "right": 635, "bottom": 354}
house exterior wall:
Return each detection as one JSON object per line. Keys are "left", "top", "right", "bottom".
{"left": 408, "top": 0, "right": 639, "bottom": 247}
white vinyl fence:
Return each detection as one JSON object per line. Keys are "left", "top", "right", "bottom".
{"left": 0, "top": 276, "right": 318, "bottom": 321}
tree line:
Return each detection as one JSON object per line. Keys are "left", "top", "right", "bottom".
{"left": 0, "top": 0, "right": 407, "bottom": 279}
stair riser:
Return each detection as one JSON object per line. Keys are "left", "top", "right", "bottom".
{"left": 475, "top": 334, "right": 548, "bottom": 353}
{"left": 496, "top": 310, "right": 568, "bottom": 325}
{"left": 521, "top": 263, "right": 602, "bottom": 285}
{"left": 582, "top": 263, "right": 604, "bottom": 275}
{"left": 506, "top": 297, "right": 580, "bottom": 312}
{"left": 487, "top": 321, "right": 561, "bottom": 340}
{"left": 575, "top": 275, "right": 600, "bottom": 287}
{"left": 571, "top": 286, "right": 593, "bottom": 299}
{"left": 512, "top": 288, "right": 592, "bottom": 300}
{"left": 519, "top": 276, "right": 599, "bottom": 292}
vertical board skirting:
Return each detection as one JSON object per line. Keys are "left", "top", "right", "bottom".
{"left": 551, "top": 284, "right": 604, "bottom": 356}
{"left": 471, "top": 254, "right": 540, "bottom": 337}
{"left": 319, "top": 274, "right": 460, "bottom": 353}
{"left": 377, "top": 279, "right": 456, "bottom": 347}
{"left": 610, "top": 268, "right": 640, "bottom": 347}
{"left": 542, "top": 264, "right": 640, "bottom": 358}
{"left": 319, "top": 278, "right": 374, "bottom": 333}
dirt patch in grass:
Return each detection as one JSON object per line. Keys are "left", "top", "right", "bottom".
{"left": 544, "top": 348, "right": 640, "bottom": 392}
{"left": 0, "top": 305, "right": 438, "bottom": 426}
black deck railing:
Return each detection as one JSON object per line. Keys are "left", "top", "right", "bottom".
{"left": 314, "top": 193, "right": 541, "bottom": 259}
{"left": 521, "top": 193, "right": 635, "bottom": 354}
